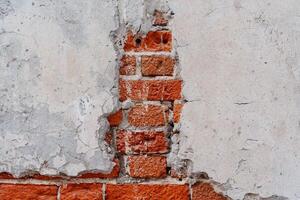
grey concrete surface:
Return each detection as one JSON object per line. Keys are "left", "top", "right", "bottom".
{"left": 0, "top": 0, "right": 118, "bottom": 176}
{"left": 171, "top": 0, "right": 300, "bottom": 199}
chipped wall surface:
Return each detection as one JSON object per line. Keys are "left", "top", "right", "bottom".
{"left": 170, "top": 0, "right": 300, "bottom": 199}
{"left": 1, "top": 0, "right": 300, "bottom": 199}
{"left": 0, "top": 0, "right": 118, "bottom": 176}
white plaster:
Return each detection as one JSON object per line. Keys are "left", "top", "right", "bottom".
{"left": 170, "top": 0, "right": 300, "bottom": 199}
{"left": 0, "top": 0, "right": 118, "bottom": 176}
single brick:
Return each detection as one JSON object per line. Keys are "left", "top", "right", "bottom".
{"left": 107, "top": 110, "right": 122, "bottom": 127}
{"left": 127, "top": 155, "right": 167, "bottom": 178}
{"left": 106, "top": 184, "right": 189, "bottom": 200}
{"left": 192, "top": 183, "right": 227, "bottom": 200}
{"left": 128, "top": 104, "right": 168, "bottom": 127}
{"left": 124, "top": 31, "right": 172, "bottom": 52}
{"left": 153, "top": 10, "right": 168, "bottom": 26}
{"left": 0, "top": 184, "right": 58, "bottom": 200}
{"left": 116, "top": 130, "right": 169, "bottom": 154}
{"left": 78, "top": 159, "right": 120, "bottom": 179}
{"left": 60, "top": 183, "right": 102, "bottom": 200}
{"left": 141, "top": 56, "right": 175, "bottom": 76}
{"left": 173, "top": 102, "right": 183, "bottom": 123}
{"left": 119, "top": 79, "right": 182, "bottom": 101}
{"left": 119, "top": 55, "right": 136, "bottom": 75}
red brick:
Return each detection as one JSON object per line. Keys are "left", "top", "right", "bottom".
{"left": 192, "top": 183, "right": 227, "bottom": 200}
{"left": 106, "top": 184, "right": 189, "bottom": 200}
{"left": 128, "top": 104, "right": 169, "bottom": 127}
{"left": 0, "top": 172, "right": 14, "bottom": 179}
{"left": 119, "top": 56, "right": 136, "bottom": 75}
{"left": 116, "top": 130, "right": 169, "bottom": 154}
{"left": 0, "top": 184, "right": 58, "bottom": 200}
{"left": 173, "top": 102, "right": 183, "bottom": 123}
{"left": 78, "top": 159, "right": 120, "bottom": 179}
{"left": 127, "top": 155, "right": 166, "bottom": 178}
{"left": 153, "top": 10, "right": 168, "bottom": 26}
{"left": 124, "top": 31, "right": 172, "bottom": 52}
{"left": 141, "top": 56, "right": 175, "bottom": 76}
{"left": 119, "top": 79, "right": 182, "bottom": 101}
{"left": 107, "top": 110, "right": 122, "bottom": 127}
{"left": 60, "top": 183, "right": 102, "bottom": 200}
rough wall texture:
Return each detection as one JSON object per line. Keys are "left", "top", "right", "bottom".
{"left": 1, "top": 0, "right": 300, "bottom": 200}
{"left": 171, "top": 0, "right": 300, "bottom": 199}
{"left": 0, "top": 0, "right": 118, "bottom": 176}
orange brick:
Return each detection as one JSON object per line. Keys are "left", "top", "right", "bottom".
{"left": 127, "top": 155, "right": 167, "bottom": 178}
{"left": 107, "top": 110, "right": 122, "bottom": 127}
{"left": 141, "top": 56, "right": 175, "bottom": 76}
{"left": 124, "top": 31, "right": 172, "bottom": 52}
{"left": 128, "top": 104, "right": 168, "bottom": 127}
{"left": 119, "top": 56, "right": 136, "bottom": 75}
{"left": 192, "top": 183, "right": 227, "bottom": 200}
{"left": 116, "top": 130, "right": 169, "bottom": 154}
{"left": 0, "top": 184, "right": 58, "bottom": 200}
{"left": 153, "top": 10, "right": 168, "bottom": 26}
{"left": 173, "top": 103, "right": 183, "bottom": 123}
{"left": 119, "top": 79, "right": 182, "bottom": 101}
{"left": 106, "top": 184, "right": 189, "bottom": 200}
{"left": 78, "top": 159, "right": 120, "bottom": 179}
{"left": 60, "top": 183, "right": 102, "bottom": 200}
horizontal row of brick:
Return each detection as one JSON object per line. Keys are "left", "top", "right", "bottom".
{"left": 0, "top": 182, "right": 227, "bottom": 200}
{"left": 120, "top": 55, "right": 175, "bottom": 76}
{"left": 108, "top": 104, "right": 182, "bottom": 127}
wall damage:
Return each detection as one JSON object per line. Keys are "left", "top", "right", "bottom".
{"left": 0, "top": 0, "right": 300, "bottom": 199}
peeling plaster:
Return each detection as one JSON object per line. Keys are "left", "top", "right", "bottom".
{"left": 0, "top": 0, "right": 119, "bottom": 177}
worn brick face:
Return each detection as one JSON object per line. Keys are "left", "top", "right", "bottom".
{"left": 0, "top": 184, "right": 58, "bottom": 200}
{"left": 116, "top": 130, "right": 169, "bottom": 154}
{"left": 127, "top": 155, "right": 167, "bottom": 178}
{"left": 107, "top": 110, "right": 123, "bottom": 127}
{"left": 119, "top": 79, "right": 182, "bottom": 101}
{"left": 60, "top": 183, "right": 102, "bottom": 200}
{"left": 106, "top": 184, "right": 189, "bottom": 200}
{"left": 128, "top": 104, "right": 168, "bottom": 127}
{"left": 119, "top": 56, "right": 136, "bottom": 75}
{"left": 77, "top": 159, "right": 120, "bottom": 179}
{"left": 173, "top": 102, "right": 183, "bottom": 123}
{"left": 192, "top": 183, "right": 227, "bottom": 200}
{"left": 124, "top": 31, "right": 172, "bottom": 52}
{"left": 153, "top": 10, "right": 168, "bottom": 26}
{"left": 141, "top": 56, "right": 175, "bottom": 76}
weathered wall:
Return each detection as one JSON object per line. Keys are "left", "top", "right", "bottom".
{"left": 0, "top": 0, "right": 118, "bottom": 176}
{"left": 1, "top": 0, "right": 300, "bottom": 200}
{"left": 171, "top": 0, "right": 300, "bottom": 199}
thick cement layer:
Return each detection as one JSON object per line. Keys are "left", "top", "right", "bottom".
{"left": 0, "top": 0, "right": 118, "bottom": 176}
{"left": 170, "top": 0, "right": 300, "bottom": 199}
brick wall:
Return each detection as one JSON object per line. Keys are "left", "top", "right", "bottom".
{"left": 0, "top": 10, "right": 228, "bottom": 200}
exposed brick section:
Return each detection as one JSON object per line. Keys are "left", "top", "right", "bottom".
{"left": 141, "top": 55, "right": 175, "bottom": 76}
{"left": 78, "top": 159, "right": 120, "bottom": 179}
{"left": 0, "top": 184, "right": 58, "bottom": 200}
{"left": 119, "top": 79, "right": 182, "bottom": 101}
{"left": 127, "top": 155, "right": 167, "bottom": 178}
{"left": 116, "top": 130, "right": 169, "bottom": 154}
{"left": 173, "top": 102, "right": 183, "bottom": 123}
{"left": 60, "top": 183, "right": 102, "bottom": 200}
{"left": 106, "top": 184, "right": 189, "bottom": 200}
{"left": 119, "top": 55, "right": 136, "bottom": 75}
{"left": 153, "top": 10, "right": 168, "bottom": 26}
{"left": 128, "top": 104, "right": 168, "bottom": 127}
{"left": 192, "top": 183, "right": 227, "bottom": 200}
{"left": 124, "top": 31, "right": 172, "bottom": 52}
{"left": 107, "top": 110, "right": 123, "bottom": 127}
